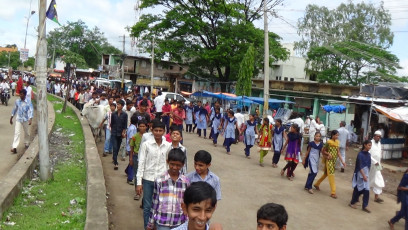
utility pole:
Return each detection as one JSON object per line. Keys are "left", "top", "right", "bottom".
{"left": 150, "top": 37, "right": 155, "bottom": 94}
{"left": 121, "top": 34, "right": 125, "bottom": 91}
{"left": 263, "top": 1, "right": 270, "bottom": 117}
{"left": 37, "top": 0, "right": 50, "bottom": 181}
{"left": 62, "top": 63, "right": 71, "bottom": 113}
{"left": 23, "top": 0, "right": 35, "bottom": 69}
{"left": 50, "top": 46, "right": 55, "bottom": 69}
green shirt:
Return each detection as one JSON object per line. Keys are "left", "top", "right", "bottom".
{"left": 129, "top": 133, "right": 143, "bottom": 154}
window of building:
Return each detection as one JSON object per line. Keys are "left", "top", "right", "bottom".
{"left": 179, "top": 66, "right": 183, "bottom": 71}
{"left": 169, "top": 65, "right": 174, "bottom": 70}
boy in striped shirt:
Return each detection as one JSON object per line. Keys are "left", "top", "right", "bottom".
{"left": 147, "top": 148, "right": 190, "bottom": 230}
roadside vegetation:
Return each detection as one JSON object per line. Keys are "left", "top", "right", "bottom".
{"left": 1, "top": 95, "right": 86, "bottom": 229}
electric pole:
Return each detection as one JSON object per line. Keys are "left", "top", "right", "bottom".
{"left": 263, "top": 0, "right": 270, "bottom": 117}
{"left": 121, "top": 34, "right": 125, "bottom": 91}
{"left": 37, "top": 0, "right": 50, "bottom": 181}
{"left": 150, "top": 37, "right": 155, "bottom": 94}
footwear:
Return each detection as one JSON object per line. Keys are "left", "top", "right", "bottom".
{"left": 213, "top": 143, "right": 217, "bottom": 147}
{"left": 103, "top": 152, "right": 108, "bottom": 157}
{"left": 374, "top": 198, "right": 384, "bottom": 203}
{"left": 25, "top": 144, "right": 29, "bottom": 149}
{"left": 341, "top": 168, "right": 345, "bottom": 173}
{"left": 260, "top": 163, "right": 264, "bottom": 167}
{"left": 127, "top": 180, "right": 134, "bottom": 185}
{"left": 308, "top": 189, "right": 314, "bottom": 194}
{"left": 227, "top": 152, "right": 231, "bottom": 155}
{"left": 280, "top": 170, "right": 284, "bottom": 176}
{"left": 134, "top": 194, "right": 140, "bottom": 200}
{"left": 388, "top": 220, "right": 394, "bottom": 230}
{"left": 313, "top": 185, "right": 320, "bottom": 191}
{"left": 349, "top": 203, "right": 357, "bottom": 209}
{"left": 114, "top": 165, "right": 118, "bottom": 170}
{"left": 287, "top": 176, "right": 293, "bottom": 181}
{"left": 121, "top": 157, "right": 126, "bottom": 161}
{"left": 10, "top": 148, "right": 17, "bottom": 154}
{"left": 330, "top": 194, "right": 338, "bottom": 199}
{"left": 204, "top": 137, "right": 207, "bottom": 139}
{"left": 246, "top": 156, "right": 251, "bottom": 159}
{"left": 362, "top": 207, "right": 371, "bottom": 213}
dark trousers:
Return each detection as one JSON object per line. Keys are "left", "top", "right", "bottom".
{"left": 112, "top": 135, "right": 123, "bottom": 165}
{"left": 193, "top": 123, "right": 197, "bottom": 132}
{"left": 350, "top": 187, "right": 369, "bottom": 209}
{"left": 155, "top": 112, "right": 162, "bottom": 121}
{"left": 198, "top": 128, "right": 206, "bottom": 137}
{"left": 162, "top": 116, "right": 170, "bottom": 133}
{"left": 235, "top": 128, "right": 239, "bottom": 143}
{"left": 186, "top": 124, "right": 192, "bottom": 132}
{"left": 283, "top": 161, "right": 297, "bottom": 177}
{"left": 272, "top": 151, "right": 281, "bottom": 164}
{"left": 245, "top": 144, "right": 253, "bottom": 156}
{"left": 212, "top": 133, "right": 219, "bottom": 144}
{"left": 390, "top": 203, "right": 408, "bottom": 229}
{"left": 225, "top": 138, "right": 234, "bottom": 152}
{"left": 209, "top": 128, "right": 214, "bottom": 139}
{"left": 305, "top": 172, "right": 318, "bottom": 189}
{"left": 125, "top": 154, "right": 138, "bottom": 182}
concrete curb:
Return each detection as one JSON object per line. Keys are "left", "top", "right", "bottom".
{"left": 0, "top": 99, "right": 55, "bottom": 218}
{"left": 59, "top": 97, "right": 108, "bottom": 230}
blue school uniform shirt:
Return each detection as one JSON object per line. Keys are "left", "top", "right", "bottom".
{"left": 185, "top": 106, "right": 194, "bottom": 125}
{"left": 187, "top": 170, "right": 222, "bottom": 200}
{"left": 212, "top": 113, "right": 222, "bottom": 134}
{"left": 126, "top": 124, "right": 137, "bottom": 152}
{"left": 397, "top": 172, "right": 408, "bottom": 205}
{"left": 224, "top": 117, "right": 236, "bottom": 139}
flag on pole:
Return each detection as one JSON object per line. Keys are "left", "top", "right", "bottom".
{"left": 46, "top": 0, "right": 61, "bottom": 26}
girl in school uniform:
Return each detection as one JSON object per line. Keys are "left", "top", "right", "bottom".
{"left": 303, "top": 132, "right": 324, "bottom": 194}
{"left": 211, "top": 108, "right": 222, "bottom": 146}
{"left": 272, "top": 119, "right": 286, "bottom": 168}
{"left": 185, "top": 103, "right": 194, "bottom": 133}
{"left": 281, "top": 123, "right": 301, "bottom": 180}
{"left": 197, "top": 105, "right": 209, "bottom": 138}
{"left": 258, "top": 118, "right": 273, "bottom": 166}
{"left": 243, "top": 114, "right": 258, "bottom": 159}
{"left": 193, "top": 101, "right": 202, "bottom": 133}
{"left": 224, "top": 110, "right": 238, "bottom": 155}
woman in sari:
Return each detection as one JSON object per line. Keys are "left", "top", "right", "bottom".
{"left": 16, "top": 76, "right": 23, "bottom": 96}
{"left": 258, "top": 117, "right": 272, "bottom": 167}
{"left": 314, "top": 130, "right": 346, "bottom": 198}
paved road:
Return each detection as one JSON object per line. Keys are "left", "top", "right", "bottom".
{"left": 99, "top": 130, "right": 403, "bottom": 230}
{"left": 0, "top": 95, "right": 36, "bottom": 181}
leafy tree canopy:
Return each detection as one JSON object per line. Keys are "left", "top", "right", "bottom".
{"left": 47, "top": 20, "right": 121, "bottom": 68}
{"left": 131, "top": 0, "right": 289, "bottom": 90}
{"left": 236, "top": 44, "right": 255, "bottom": 96}
{"left": 295, "top": 2, "right": 401, "bottom": 85}
{"left": 0, "top": 50, "right": 22, "bottom": 69}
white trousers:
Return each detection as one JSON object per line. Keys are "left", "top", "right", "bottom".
{"left": 336, "top": 147, "right": 346, "bottom": 168}
{"left": 372, "top": 185, "right": 383, "bottom": 195}
{"left": 12, "top": 121, "right": 30, "bottom": 148}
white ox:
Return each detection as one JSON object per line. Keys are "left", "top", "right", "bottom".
{"left": 82, "top": 103, "right": 105, "bottom": 142}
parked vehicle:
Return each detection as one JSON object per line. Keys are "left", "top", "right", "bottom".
{"left": 1, "top": 87, "right": 10, "bottom": 106}
{"left": 110, "top": 79, "right": 133, "bottom": 93}
{"left": 162, "top": 92, "right": 190, "bottom": 105}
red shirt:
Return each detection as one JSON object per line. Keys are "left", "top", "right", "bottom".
{"left": 172, "top": 108, "right": 185, "bottom": 125}
{"left": 162, "top": 104, "right": 172, "bottom": 115}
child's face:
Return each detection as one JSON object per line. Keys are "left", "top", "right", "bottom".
{"left": 110, "top": 105, "right": 116, "bottom": 112}
{"left": 257, "top": 219, "right": 285, "bottom": 230}
{"left": 314, "top": 133, "right": 321, "bottom": 142}
{"left": 153, "top": 127, "right": 165, "bottom": 139}
{"left": 167, "top": 160, "right": 183, "bottom": 177}
{"left": 183, "top": 199, "right": 216, "bottom": 230}
{"left": 332, "top": 133, "right": 339, "bottom": 140}
{"left": 171, "top": 131, "right": 182, "bottom": 142}
{"left": 138, "top": 124, "right": 147, "bottom": 133}
{"left": 194, "top": 161, "right": 210, "bottom": 175}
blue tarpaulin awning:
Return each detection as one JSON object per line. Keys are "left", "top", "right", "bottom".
{"left": 245, "top": 96, "right": 294, "bottom": 105}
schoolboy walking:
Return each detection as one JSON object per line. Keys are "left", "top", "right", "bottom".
{"left": 110, "top": 100, "right": 128, "bottom": 170}
{"left": 187, "top": 150, "right": 222, "bottom": 200}
{"left": 257, "top": 203, "right": 288, "bottom": 230}
{"left": 147, "top": 148, "right": 190, "bottom": 230}
{"left": 170, "top": 126, "right": 188, "bottom": 175}
{"left": 125, "top": 116, "right": 138, "bottom": 184}
{"left": 99, "top": 103, "right": 116, "bottom": 157}
{"left": 137, "top": 121, "right": 171, "bottom": 229}
{"left": 173, "top": 181, "right": 219, "bottom": 230}
{"left": 129, "top": 120, "right": 148, "bottom": 200}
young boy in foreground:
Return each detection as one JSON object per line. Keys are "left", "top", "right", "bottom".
{"left": 187, "top": 150, "right": 221, "bottom": 200}
{"left": 173, "top": 181, "right": 219, "bottom": 230}
{"left": 147, "top": 148, "right": 190, "bottom": 230}
{"left": 257, "top": 203, "right": 288, "bottom": 230}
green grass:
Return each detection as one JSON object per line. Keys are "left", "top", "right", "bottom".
{"left": 1, "top": 94, "right": 86, "bottom": 230}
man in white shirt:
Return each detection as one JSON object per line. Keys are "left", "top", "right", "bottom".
{"left": 24, "top": 82, "right": 33, "bottom": 105}
{"left": 234, "top": 108, "right": 245, "bottom": 143}
{"left": 136, "top": 121, "right": 171, "bottom": 229}
{"left": 337, "top": 121, "right": 349, "bottom": 172}
{"left": 153, "top": 91, "right": 165, "bottom": 120}
{"left": 370, "top": 130, "right": 385, "bottom": 203}
{"left": 54, "top": 82, "right": 61, "bottom": 96}
{"left": 0, "top": 79, "right": 10, "bottom": 90}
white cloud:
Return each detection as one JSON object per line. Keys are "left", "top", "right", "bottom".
{"left": 397, "top": 59, "right": 408, "bottom": 77}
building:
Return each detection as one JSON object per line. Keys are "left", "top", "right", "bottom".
{"left": 0, "top": 47, "right": 18, "bottom": 53}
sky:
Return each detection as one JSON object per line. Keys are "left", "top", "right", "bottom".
{"left": 0, "top": 0, "right": 407, "bottom": 76}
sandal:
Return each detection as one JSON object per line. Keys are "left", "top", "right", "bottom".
{"left": 308, "top": 189, "right": 314, "bottom": 194}
{"left": 330, "top": 194, "right": 337, "bottom": 199}
{"left": 313, "top": 185, "right": 320, "bottom": 191}
{"left": 349, "top": 203, "right": 357, "bottom": 209}
{"left": 362, "top": 207, "right": 371, "bottom": 213}
{"left": 388, "top": 220, "right": 394, "bottom": 230}
{"left": 280, "top": 170, "right": 284, "bottom": 176}
{"left": 134, "top": 194, "right": 140, "bottom": 200}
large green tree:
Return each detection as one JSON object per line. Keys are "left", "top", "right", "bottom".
{"left": 296, "top": 2, "right": 400, "bottom": 85}
{"left": 131, "top": 0, "right": 288, "bottom": 90}
{"left": 47, "top": 20, "right": 121, "bottom": 69}
{"left": 0, "top": 51, "right": 22, "bottom": 69}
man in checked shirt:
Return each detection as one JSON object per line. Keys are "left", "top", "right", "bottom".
{"left": 10, "top": 89, "right": 33, "bottom": 154}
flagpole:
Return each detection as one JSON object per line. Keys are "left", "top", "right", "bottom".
{"left": 37, "top": 0, "right": 51, "bottom": 181}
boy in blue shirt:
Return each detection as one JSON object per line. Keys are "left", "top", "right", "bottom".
{"left": 173, "top": 181, "right": 219, "bottom": 230}
{"left": 187, "top": 150, "right": 221, "bottom": 200}
{"left": 257, "top": 203, "right": 288, "bottom": 230}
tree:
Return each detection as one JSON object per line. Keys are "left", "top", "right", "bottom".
{"left": 295, "top": 2, "right": 401, "bottom": 85}
{"left": 236, "top": 44, "right": 255, "bottom": 96}
{"left": 0, "top": 51, "right": 22, "bottom": 69}
{"left": 47, "top": 20, "right": 121, "bottom": 69}
{"left": 131, "top": 0, "right": 288, "bottom": 91}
